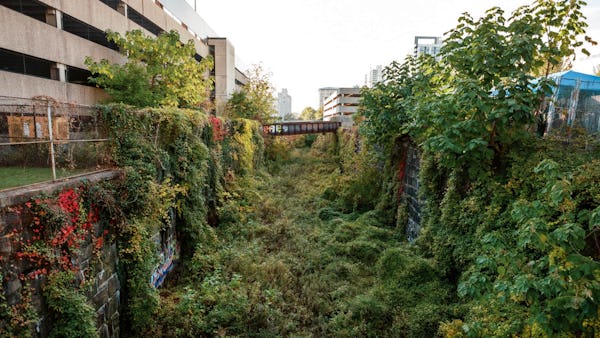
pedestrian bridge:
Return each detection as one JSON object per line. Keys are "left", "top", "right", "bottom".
{"left": 262, "top": 120, "right": 341, "bottom": 136}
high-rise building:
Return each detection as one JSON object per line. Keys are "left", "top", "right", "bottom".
{"left": 414, "top": 36, "right": 443, "bottom": 60}
{"left": 277, "top": 88, "right": 292, "bottom": 120}
{"left": 366, "top": 65, "right": 383, "bottom": 87}
{"left": 0, "top": 0, "right": 247, "bottom": 114}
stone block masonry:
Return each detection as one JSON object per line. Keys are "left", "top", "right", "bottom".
{"left": 0, "top": 172, "right": 122, "bottom": 337}
{"left": 0, "top": 171, "right": 181, "bottom": 337}
{"left": 404, "top": 145, "right": 422, "bottom": 242}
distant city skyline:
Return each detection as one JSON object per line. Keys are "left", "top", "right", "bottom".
{"left": 192, "top": 0, "right": 600, "bottom": 112}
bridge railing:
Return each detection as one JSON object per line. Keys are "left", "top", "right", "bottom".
{"left": 262, "top": 120, "right": 341, "bottom": 136}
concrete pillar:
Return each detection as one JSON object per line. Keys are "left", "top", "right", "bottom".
{"left": 51, "top": 63, "right": 66, "bottom": 82}
{"left": 117, "top": 2, "right": 127, "bottom": 17}
{"left": 45, "top": 9, "right": 62, "bottom": 29}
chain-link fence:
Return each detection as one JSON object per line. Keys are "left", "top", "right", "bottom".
{"left": 0, "top": 96, "right": 112, "bottom": 190}
{"left": 545, "top": 71, "right": 600, "bottom": 136}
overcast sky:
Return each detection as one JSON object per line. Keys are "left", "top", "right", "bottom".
{"left": 189, "top": 0, "right": 600, "bottom": 113}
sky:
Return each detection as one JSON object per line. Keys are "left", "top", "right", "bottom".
{"left": 188, "top": 0, "right": 600, "bottom": 113}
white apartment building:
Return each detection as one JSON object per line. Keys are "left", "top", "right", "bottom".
{"left": 277, "top": 88, "right": 292, "bottom": 120}
{"left": 414, "top": 36, "right": 443, "bottom": 60}
{"left": 366, "top": 65, "right": 383, "bottom": 87}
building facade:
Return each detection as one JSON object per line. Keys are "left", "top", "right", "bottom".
{"left": 276, "top": 88, "right": 292, "bottom": 120}
{"left": 318, "top": 87, "right": 337, "bottom": 110}
{"left": 322, "top": 87, "right": 361, "bottom": 127}
{"left": 414, "top": 36, "right": 443, "bottom": 60}
{"left": 366, "top": 65, "right": 383, "bottom": 87}
{"left": 0, "top": 0, "right": 247, "bottom": 113}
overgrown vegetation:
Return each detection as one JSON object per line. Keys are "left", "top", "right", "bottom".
{"left": 132, "top": 130, "right": 453, "bottom": 336}
{"left": 224, "top": 63, "right": 277, "bottom": 123}
{"left": 4, "top": 1, "right": 599, "bottom": 336}
{"left": 103, "top": 2, "right": 599, "bottom": 334}
{"left": 96, "top": 104, "right": 264, "bottom": 335}
{"left": 356, "top": 0, "right": 600, "bottom": 336}
{"left": 85, "top": 30, "right": 214, "bottom": 108}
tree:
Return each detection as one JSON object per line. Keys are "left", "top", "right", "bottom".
{"left": 300, "top": 107, "right": 321, "bottom": 120}
{"left": 407, "top": 0, "right": 594, "bottom": 176}
{"left": 85, "top": 29, "right": 214, "bottom": 108}
{"left": 225, "top": 90, "right": 254, "bottom": 120}
{"left": 283, "top": 112, "right": 297, "bottom": 121}
{"left": 226, "top": 63, "right": 277, "bottom": 123}
{"left": 358, "top": 0, "right": 598, "bottom": 335}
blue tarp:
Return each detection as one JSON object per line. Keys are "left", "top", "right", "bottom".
{"left": 547, "top": 70, "right": 600, "bottom": 91}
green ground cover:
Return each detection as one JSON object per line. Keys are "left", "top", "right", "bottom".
{"left": 0, "top": 167, "right": 87, "bottom": 190}
{"left": 145, "top": 139, "right": 450, "bottom": 337}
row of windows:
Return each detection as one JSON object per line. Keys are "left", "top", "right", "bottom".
{"left": 0, "top": 0, "right": 46, "bottom": 21}
{"left": 3, "top": 0, "right": 205, "bottom": 63}
{"left": 0, "top": 0, "right": 118, "bottom": 51}
{"left": 63, "top": 13, "right": 119, "bottom": 51}
{"left": 1, "top": 0, "right": 207, "bottom": 86}
{"left": 127, "top": 5, "right": 164, "bottom": 36}
{"left": 0, "top": 47, "right": 94, "bottom": 86}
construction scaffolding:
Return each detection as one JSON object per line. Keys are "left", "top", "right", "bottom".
{"left": 0, "top": 96, "right": 112, "bottom": 187}
{"left": 545, "top": 70, "right": 600, "bottom": 136}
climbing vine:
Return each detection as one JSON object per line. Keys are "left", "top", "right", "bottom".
{"left": 3, "top": 184, "right": 113, "bottom": 337}
{"left": 98, "top": 103, "right": 265, "bottom": 334}
{"left": 356, "top": 0, "right": 599, "bottom": 335}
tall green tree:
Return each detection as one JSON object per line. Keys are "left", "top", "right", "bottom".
{"left": 300, "top": 106, "right": 321, "bottom": 120}
{"left": 408, "top": 0, "right": 594, "bottom": 177}
{"left": 358, "top": 0, "right": 598, "bottom": 335}
{"left": 85, "top": 29, "right": 213, "bottom": 108}
{"left": 226, "top": 63, "right": 276, "bottom": 123}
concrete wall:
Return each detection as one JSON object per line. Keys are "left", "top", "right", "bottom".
{"left": 0, "top": 4, "right": 125, "bottom": 69}
{"left": 0, "top": 172, "right": 121, "bottom": 337}
{"left": 209, "top": 38, "right": 237, "bottom": 115}
{"left": 0, "top": 0, "right": 218, "bottom": 105}
{"left": 0, "top": 171, "right": 180, "bottom": 337}
{"left": 0, "top": 71, "right": 108, "bottom": 105}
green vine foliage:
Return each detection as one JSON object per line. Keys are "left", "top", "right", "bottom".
{"left": 0, "top": 283, "right": 38, "bottom": 337}
{"left": 43, "top": 271, "right": 97, "bottom": 338}
{"left": 357, "top": 0, "right": 598, "bottom": 335}
{"left": 99, "top": 104, "right": 265, "bottom": 334}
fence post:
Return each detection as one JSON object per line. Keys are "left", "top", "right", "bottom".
{"left": 47, "top": 104, "right": 56, "bottom": 181}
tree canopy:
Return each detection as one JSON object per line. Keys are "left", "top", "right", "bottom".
{"left": 225, "top": 63, "right": 277, "bottom": 123}
{"left": 85, "top": 29, "right": 214, "bottom": 108}
{"left": 358, "top": 0, "right": 599, "bottom": 336}
{"left": 300, "top": 107, "right": 321, "bottom": 121}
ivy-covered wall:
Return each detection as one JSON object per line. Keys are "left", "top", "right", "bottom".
{"left": 0, "top": 104, "right": 265, "bottom": 337}
{"left": 0, "top": 177, "right": 121, "bottom": 337}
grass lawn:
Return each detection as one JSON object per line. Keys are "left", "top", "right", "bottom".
{"left": 0, "top": 167, "right": 87, "bottom": 190}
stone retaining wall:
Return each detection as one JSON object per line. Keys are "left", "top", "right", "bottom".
{"left": 0, "top": 172, "right": 121, "bottom": 337}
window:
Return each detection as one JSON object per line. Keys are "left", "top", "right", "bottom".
{"left": 99, "top": 0, "right": 120, "bottom": 10}
{"left": 62, "top": 13, "right": 119, "bottom": 51}
{"left": 0, "top": 0, "right": 48, "bottom": 22}
{"left": 127, "top": 6, "right": 163, "bottom": 36}
{"left": 66, "top": 66, "right": 94, "bottom": 87}
{"left": 0, "top": 47, "right": 53, "bottom": 79}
